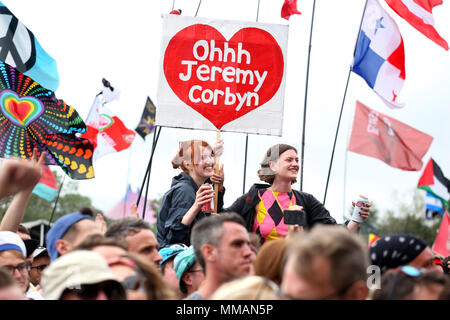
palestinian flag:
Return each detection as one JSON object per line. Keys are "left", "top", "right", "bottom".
{"left": 368, "top": 233, "right": 380, "bottom": 247}
{"left": 418, "top": 158, "right": 450, "bottom": 209}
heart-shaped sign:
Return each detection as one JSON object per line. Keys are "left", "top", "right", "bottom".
{"left": 0, "top": 90, "right": 44, "bottom": 127}
{"left": 164, "top": 24, "right": 284, "bottom": 130}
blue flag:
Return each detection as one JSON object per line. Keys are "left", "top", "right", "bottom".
{"left": 0, "top": 2, "right": 59, "bottom": 91}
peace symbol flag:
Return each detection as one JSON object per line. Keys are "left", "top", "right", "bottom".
{"left": 0, "top": 60, "right": 94, "bottom": 180}
{"left": 0, "top": 2, "right": 59, "bottom": 91}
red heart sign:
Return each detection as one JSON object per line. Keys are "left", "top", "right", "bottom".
{"left": 164, "top": 24, "right": 284, "bottom": 130}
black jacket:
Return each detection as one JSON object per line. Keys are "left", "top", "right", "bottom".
{"left": 157, "top": 173, "right": 224, "bottom": 248}
{"left": 222, "top": 183, "right": 337, "bottom": 233}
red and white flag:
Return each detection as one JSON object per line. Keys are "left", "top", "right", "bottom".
{"left": 432, "top": 211, "right": 450, "bottom": 257}
{"left": 81, "top": 96, "right": 135, "bottom": 161}
{"left": 281, "top": 0, "right": 302, "bottom": 20}
{"left": 348, "top": 101, "right": 433, "bottom": 171}
{"left": 384, "top": 0, "right": 448, "bottom": 50}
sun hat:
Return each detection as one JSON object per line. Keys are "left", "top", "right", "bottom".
{"left": 40, "top": 250, "right": 124, "bottom": 300}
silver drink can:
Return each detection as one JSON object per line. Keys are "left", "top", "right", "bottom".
{"left": 351, "top": 195, "right": 369, "bottom": 223}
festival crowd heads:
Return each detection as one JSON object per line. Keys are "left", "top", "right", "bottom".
{"left": 1, "top": 137, "right": 449, "bottom": 301}
{"left": 0, "top": 0, "right": 450, "bottom": 303}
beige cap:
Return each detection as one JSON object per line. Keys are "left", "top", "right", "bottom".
{"left": 40, "top": 250, "right": 121, "bottom": 300}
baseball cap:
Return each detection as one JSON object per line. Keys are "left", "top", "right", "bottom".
{"left": 174, "top": 246, "right": 197, "bottom": 294}
{"left": 32, "top": 246, "right": 48, "bottom": 259}
{"left": 46, "top": 211, "right": 92, "bottom": 261}
{"left": 0, "top": 231, "right": 26, "bottom": 257}
{"left": 40, "top": 250, "right": 125, "bottom": 300}
{"left": 159, "top": 243, "right": 188, "bottom": 265}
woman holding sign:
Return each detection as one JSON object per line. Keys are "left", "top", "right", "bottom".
{"left": 223, "top": 144, "right": 370, "bottom": 244}
{"left": 157, "top": 140, "right": 225, "bottom": 248}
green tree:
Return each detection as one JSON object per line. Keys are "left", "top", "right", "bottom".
{"left": 375, "top": 189, "right": 441, "bottom": 246}
{"left": 0, "top": 170, "right": 99, "bottom": 224}
{"left": 344, "top": 189, "right": 442, "bottom": 247}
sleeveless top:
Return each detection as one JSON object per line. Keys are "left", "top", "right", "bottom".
{"left": 252, "top": 188, "right": 297, "bottom": 243}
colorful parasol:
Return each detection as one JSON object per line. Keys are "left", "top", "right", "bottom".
{"left": 0, "top": 61, "right": 94, "bottom": 179}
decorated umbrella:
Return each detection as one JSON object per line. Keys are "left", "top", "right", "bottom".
{"left": 0, "top": 61, "right": 94, "bottom": 179}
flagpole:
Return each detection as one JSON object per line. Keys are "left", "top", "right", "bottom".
{"left": 342, "top": 104, "right": 354, "bottom": 220}
{"left": 243, "top": 135, "right": 249, "bottom": 194}
{"left": 48, "top": 175, "right": 66, "bottom": 224}
{"left": 172, "top": 0, "right": 175, "bottom": 11}
{"left": 137, "top": 126, "right": 159, "bottom": 206}
{"left": 242, "top": 0, "right": 260, "bottom": 195}
{"left": 322, "top": 0, "right": 369, "bottom": 205}
{"left": 123, "top": 142, "right": 134, "bottom": 216}
{"left": 298, "top": 0, "right": 317, "bottom": 192}
{"left": 137, "top": 126, "right": 162, "bottom": 220}
{"left": 195, "top": 0, "right": 202, "bottom": 17}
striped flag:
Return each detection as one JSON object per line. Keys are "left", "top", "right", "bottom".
{"left": 425, "top": 191, "right": 444, "bottom": 219}
{"left": 384, "top": 0, "right": 448, "bottom": 50}
{"left": 418, "top": 158, "right": 450, "bottom": 209}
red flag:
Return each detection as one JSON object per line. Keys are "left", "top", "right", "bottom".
{"left": 432, "top": 211, "right": 450, "bottom": 257}
{"left": 384, "top": 0, "right": 448, "bottom": 50}
{"left": 281, "top": 0, "right": 301, "bottom": 20}
{"left": 348, "top": 101, "right": 433, "bottom": 171}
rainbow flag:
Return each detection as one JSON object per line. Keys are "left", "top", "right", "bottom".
{"left": 368, "top": 233, "right": 380, "bottom": 247}
{"left": 32, "top": 165, "right": 57, "bottom": 201}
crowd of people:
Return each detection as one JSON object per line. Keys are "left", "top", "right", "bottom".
{"left": 0, "top": 142, "right": 449, "bottom": 300}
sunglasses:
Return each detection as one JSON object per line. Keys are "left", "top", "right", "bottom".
{"left": 65, "top": 281, "right": 125, "bottom": 300}
{"left": 30, "top": 264, "right": 48, "bottom": 272}
{"left": 1, "top": 262, "right": 31, "bottom": 276}
{"left": 122, "top": 273, "right": 146, "bottom": 292}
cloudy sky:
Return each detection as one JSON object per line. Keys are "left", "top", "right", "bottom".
{"left": 5, "top": 0, "right": 450, "bottom": 223}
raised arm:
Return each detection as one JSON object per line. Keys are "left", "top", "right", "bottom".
{"left": 0, "top": 150, "right": 45, "bottom": 232}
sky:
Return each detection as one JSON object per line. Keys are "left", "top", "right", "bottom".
{"left": 4, "top": 0, "right": 450, "bottom": 223}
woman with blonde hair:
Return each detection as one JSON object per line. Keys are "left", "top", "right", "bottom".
{"left": 157, "top": 139, "right": 224, "bottom": 248}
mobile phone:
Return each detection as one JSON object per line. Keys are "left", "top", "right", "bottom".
{"left": 284, "top": 210, "right": 306, "bottom": 226}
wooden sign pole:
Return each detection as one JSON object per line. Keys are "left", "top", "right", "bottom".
{"left": 214, "top": 130, "right": 221, "bottom": 213}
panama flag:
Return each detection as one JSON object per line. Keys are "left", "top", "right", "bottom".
{"left": 351, "top": 0, "right": 405, "bottom": 109}
{"left": 418, "top": 158, "right": 450, "bottom": 209}
{"left": 384, "top": 0, "right": 448, "bottom": 50}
